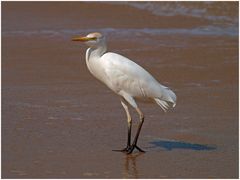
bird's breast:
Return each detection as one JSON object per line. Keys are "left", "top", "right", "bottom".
{"left": 85, "top": 55, "right": 109, "bottom": 86}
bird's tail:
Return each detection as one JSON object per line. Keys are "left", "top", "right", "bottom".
{"left": 154, "top": 87, "right": 177, "bottom": 112}
{"left": 154, "top": 98, "right": 173, "bottom": 112}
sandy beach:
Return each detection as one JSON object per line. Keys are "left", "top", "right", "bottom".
{"left": 2, "top": 2, "right": 238, "bottom": 178}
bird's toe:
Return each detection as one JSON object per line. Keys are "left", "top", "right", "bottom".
{"left": 126, "top": 145, "right": 146, "bottom": 154}
{"left": 112, "top": 146, "right": 131, "bottom": 152}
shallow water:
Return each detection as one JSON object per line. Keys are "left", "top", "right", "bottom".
{"left": 2, "top": 1, "right": 239, "bottom": 178}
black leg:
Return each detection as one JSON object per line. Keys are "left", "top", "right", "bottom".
{"left": 113, "top": 101, "right": 145, "bottom": 154}
{"left": 113, "top": 100, "right": 132, "bottom": 152}
{"left": 132, "top": 116, "right": 144, "bottom": 146}
{"left": 127, "top": 108, "right": 145, "bottom": 154}
{"left": 113, "top": 121, "right": 132, "bottom": 152}
{"left": 127, "top": 120, "right": 132, "bottom": 147}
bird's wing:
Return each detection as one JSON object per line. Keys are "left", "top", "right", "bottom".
{"left": 101, "top": 52, "right": 161, "bottom": 97}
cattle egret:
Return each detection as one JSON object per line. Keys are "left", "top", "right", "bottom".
{"left": 72, "top": 32, "right": 176, "bottom": 154}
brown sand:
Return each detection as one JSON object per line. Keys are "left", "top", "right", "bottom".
{"left": 2, "top": 2, "right": 238, "bottom": 178}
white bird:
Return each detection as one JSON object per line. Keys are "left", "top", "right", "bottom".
{"left": 72, "top": 32, "right": 176, "bottom": 154}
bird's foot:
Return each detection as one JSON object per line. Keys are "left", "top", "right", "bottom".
{"left": 126, "top": 144, "right": 145, "bottom": 154}
{"left": 112, "top": 146, "right": 131, "bottom": 152}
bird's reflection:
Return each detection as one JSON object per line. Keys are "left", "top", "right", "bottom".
{"left": 123, "top": 152, "right": 144, "bottom": 178}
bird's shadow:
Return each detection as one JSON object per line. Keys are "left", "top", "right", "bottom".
{"left": 148, "top": 139, "right": 217, "bottom": 151}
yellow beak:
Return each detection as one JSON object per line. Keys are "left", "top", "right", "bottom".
{"left": 72, "top": 36, "right": 96, "bottom": 42}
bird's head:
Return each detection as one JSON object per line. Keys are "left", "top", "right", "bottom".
{"left": 72, "top": 32, "right": 105, "bottom": 48}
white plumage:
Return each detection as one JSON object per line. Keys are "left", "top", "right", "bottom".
{"left": 72, "top": 32, "right": 176, "bottom": 154}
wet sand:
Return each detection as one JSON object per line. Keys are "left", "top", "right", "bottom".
{"left": 2, "top": 2, "right": 239, "bottom": 178}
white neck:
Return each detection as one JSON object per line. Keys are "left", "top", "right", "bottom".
{"left": 88, "top": 42, "right": 107, "bottom": 60}
{"left": 85, "top": 43, "right": 107, "bottom": 83}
